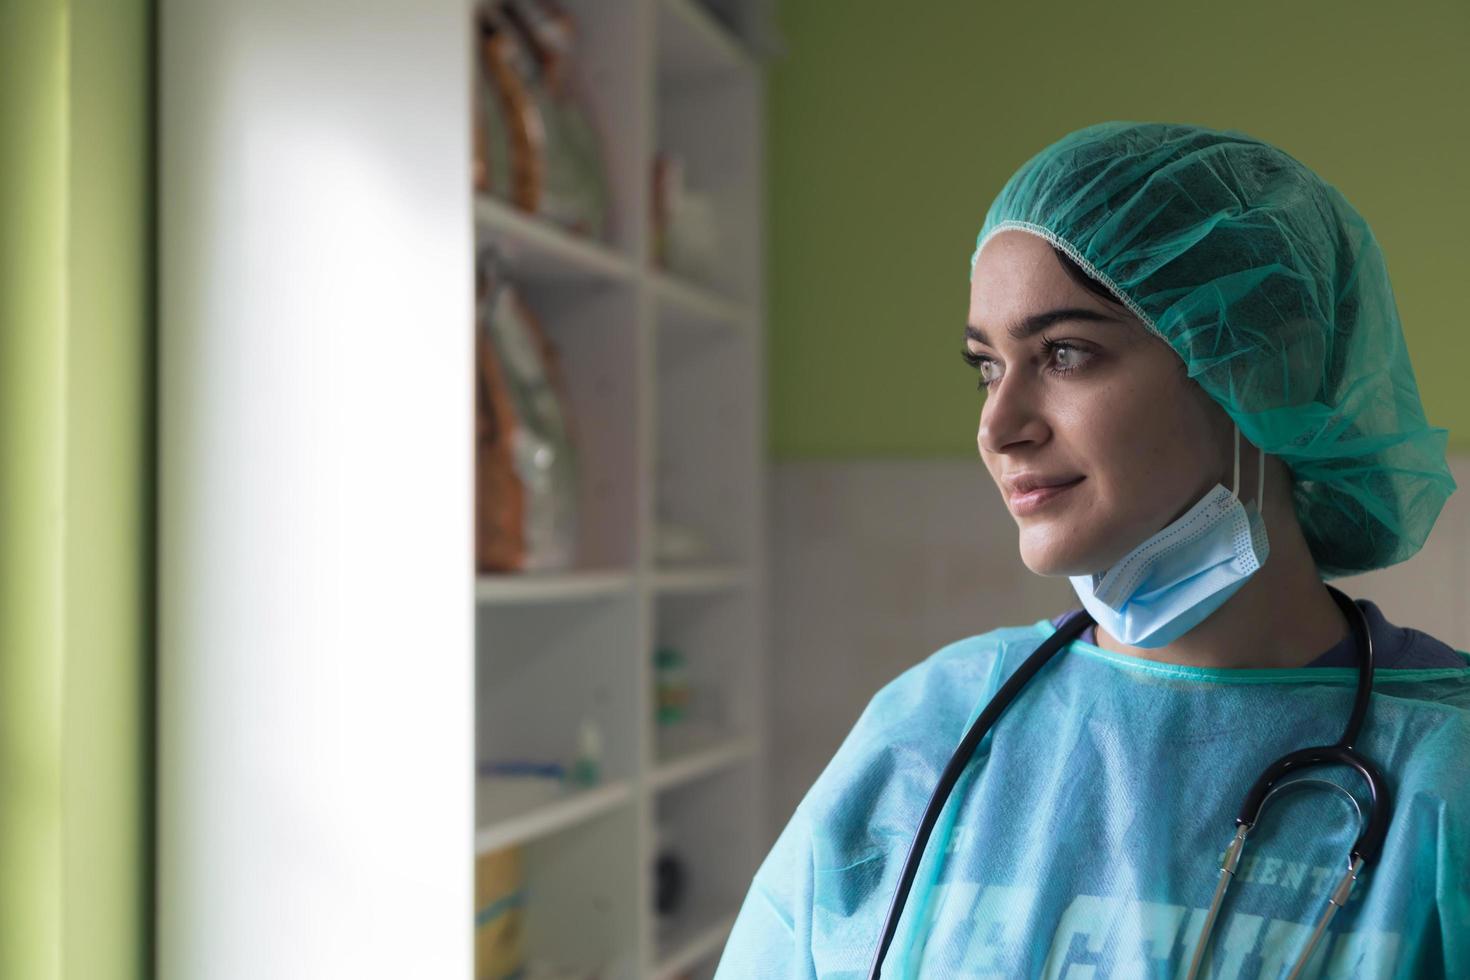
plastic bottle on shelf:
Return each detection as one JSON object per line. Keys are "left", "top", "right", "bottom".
{"left": 651, "top": 822, "right": 687, "bottom": 921}
{"left": 569, "top": 717, "right": 602, "bottom": 788}
{"left": 654, "top": 645, "right": 691, "bottom": 727}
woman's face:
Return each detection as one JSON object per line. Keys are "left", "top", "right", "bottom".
{"left": 967, "top": 230, "right": 1233, "bottom": 577}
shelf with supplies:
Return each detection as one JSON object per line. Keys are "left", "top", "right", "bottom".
{"left": 652, "top": 268, "right": 752, "bottom": 330}
{"left": 475, "top": 777, "right": 635, "bottom": 854}
{"left": 471, "top": 1, "right": 770, "bottom": 977}
{"left": 474, "top": 195, "right": 637, "bottom": 286}
{"left": 650, "top": 564, "right": 752, "bottom": 595}
{"left": 650, "top": 732, "right": 756, "bottom": 794}
{"left": 476, "top": 569, "right": 637, "bottom": 605}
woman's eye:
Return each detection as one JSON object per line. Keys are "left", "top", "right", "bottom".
{"left": 1047, "top": 342, "right": 1091, "bottom": 374}
{"left": 965, "top": 342, "right": 1092, "bottom": 391}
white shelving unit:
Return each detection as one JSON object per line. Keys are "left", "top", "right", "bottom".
{"left": 471, "top": 2, "right": 767, "bottom": 978}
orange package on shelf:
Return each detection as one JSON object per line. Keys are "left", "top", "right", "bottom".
{"left": 477, "top": 4, "right": 544, "bottom": 210}
{"left": 499, "top": 0, "right": 610, "bottom": 239}
{"left": 475, "top": 252, "right": 582, "bottom": 573}
{"left": 476, "top": 317, "right": 526, "bottom": 572}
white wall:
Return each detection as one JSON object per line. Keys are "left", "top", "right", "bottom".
{"left": 767, "top": 457, "right": 1470, "bottom": 831}
{"left": 765, "top": 459, "right": 1074, "bottom": 827}
{"left": 159, "top": 2, "right": 474, "bottom": 976}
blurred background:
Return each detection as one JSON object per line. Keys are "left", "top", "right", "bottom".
{"left": 2, "top": 1, "right": 1467, "bottom": 978}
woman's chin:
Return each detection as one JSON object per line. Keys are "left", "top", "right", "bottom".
{"left": 1020, "top": 555, "right": 1080, "bottom": 578}
{"left": 1017, "top": 530, "right": 1102, "bottom": 578}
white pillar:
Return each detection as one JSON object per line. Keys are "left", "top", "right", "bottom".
{"left": 159, "top": 2, "right": 473, "bottom": 976}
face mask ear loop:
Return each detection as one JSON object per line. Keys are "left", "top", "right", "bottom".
{"left": 1256, "top": 445, "right": 1266, "bottom": 513}
{"left": 1232, "top": 424, "right": 1241, "bottom": 499}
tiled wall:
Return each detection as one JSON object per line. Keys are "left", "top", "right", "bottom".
{"left": 765, "top": 457, "right": 1470, "bottom": 834}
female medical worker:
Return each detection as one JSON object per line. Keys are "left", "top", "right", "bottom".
{"left": 714, "top": 122, "right": 1470, "bottom": 979}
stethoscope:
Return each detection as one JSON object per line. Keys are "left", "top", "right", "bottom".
{"left": 867, "top": 585, "right": 1389, "bottom": 980}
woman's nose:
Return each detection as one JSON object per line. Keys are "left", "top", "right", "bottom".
{"left": 978, "top": 373, "right": 1050, "bottom": 455}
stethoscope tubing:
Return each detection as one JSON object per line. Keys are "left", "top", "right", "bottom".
{"left": 865, "top": 610, "right": 1092, "bottom": 977}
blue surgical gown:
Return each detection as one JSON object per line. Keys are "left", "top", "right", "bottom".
{"left": 716, "top": 616, "right": 1470, "bottom": 978}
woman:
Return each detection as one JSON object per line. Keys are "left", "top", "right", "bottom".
{"left": 715, "top": 123, "right": 1470, "bottom": 977}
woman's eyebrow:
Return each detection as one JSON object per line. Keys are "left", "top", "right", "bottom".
{"left": 965, "top": 307, "right": 1119, "bottom": 346}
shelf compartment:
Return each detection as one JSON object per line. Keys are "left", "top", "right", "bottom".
{"left": 492, "top": 802, "right": 641, "bottom": 979}
{"left": 475, "top": 195, "right": 636, "bottom": 285}
{"left": 651, "top": 590, "right": 760, "bottom": 756}
{"left": 476, "top": 570, "right": 635, "bottom": 605}
{"left": 475, "top": 777, "right": 633, "bottom": 854}
{"left": 657, "top": 0, "right": 754, "bottom": 79}
{"left": 477, "top": 281, "right": 640, "bottom": 569}
{"left": 652, "top": 906, "right": 739, "bottom": 980}
{"left": 653, "top": 41, "right": 762, "bottom": 303}
{"left": 652, "top": 768, "right": 759, "bottom": 974}
{"left": 655, "top": 321, "right": 759, "bottom": 566}
{"left": 477, "top": 598, "right": 640, "bottom": 788}
{"left": 651, "top": 734, "right": 755, "bottom": 793}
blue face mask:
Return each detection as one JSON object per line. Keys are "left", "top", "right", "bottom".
{"left": 1069, "top": 427, "right": 1270, "bottom": 649}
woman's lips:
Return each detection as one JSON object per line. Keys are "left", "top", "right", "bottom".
{"left": 1008, "top": 477, "right": 1084, "bottom": 516}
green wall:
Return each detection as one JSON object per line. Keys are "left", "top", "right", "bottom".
{"left": 0, "top": 1, "right": 152, "bottom": 977}
{"left": 0, "top": 3, "right": 69, "bottom": 974}
{"left": 767, "top": 0, "right": 1470, "bottom": 458}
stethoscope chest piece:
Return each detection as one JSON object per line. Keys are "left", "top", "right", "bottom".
{"left": 1185, "top": 589, "right": 1388, "bottom": 980}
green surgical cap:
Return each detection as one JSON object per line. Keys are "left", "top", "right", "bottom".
{"left": 971, "top": 121, "right": 1455, "bottom": 579}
